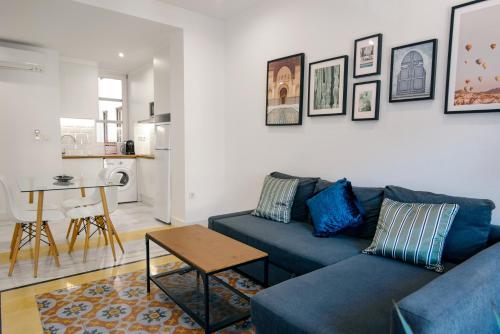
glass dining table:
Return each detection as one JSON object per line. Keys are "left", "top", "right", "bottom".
{"left": 16, "top": 176, "right": 123, "bottom": 278}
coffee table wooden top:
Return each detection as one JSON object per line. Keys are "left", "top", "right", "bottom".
{"left": 147, "top": 225, "right": 268, "bottom": 274}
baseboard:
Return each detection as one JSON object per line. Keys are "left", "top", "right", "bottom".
{"left": 170, "top": 216, "right": 208, "bottom": 227}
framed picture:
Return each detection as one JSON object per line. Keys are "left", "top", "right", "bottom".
{"left": 308, "top": 55, "right": 348, "bottom": 117}
{"left": 353, "top": 34, "right": 382, "bottom": 78}
{"left": 266, "top": 53, "right": 305, "bottom": 125}
{"left": 352, "top": 80, "right": 380, "bottom": 121}
{"left": 390, "top": 39, "right": 438, "bottom": 102}
{"left": 445, "top": 0, "right": 500, "bottom": 114}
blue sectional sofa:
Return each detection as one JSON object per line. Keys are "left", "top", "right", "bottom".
{"left": 208, "top": 180, "right": 500, "bottom": 334}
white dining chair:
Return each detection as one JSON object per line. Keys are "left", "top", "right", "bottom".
{"left": 62, "top": 168, "right": 108, "bottom": 239}
{"left": 0, "top": 175, "right": 65, "bottom": 276}
{"left": 66, "top": 173, "right": 124, "bottom": 262}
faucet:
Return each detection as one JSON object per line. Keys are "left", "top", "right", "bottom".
{"left": 61, "top": 134, "right": 76, "bottom": 155}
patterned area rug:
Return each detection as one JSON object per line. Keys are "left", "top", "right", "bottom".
{"left": 36, "top": 262, "right": 262, "bottom": 333}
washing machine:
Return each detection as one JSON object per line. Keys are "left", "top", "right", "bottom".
{"left": 103, "top": 158, "right": 138, "bottom": 203}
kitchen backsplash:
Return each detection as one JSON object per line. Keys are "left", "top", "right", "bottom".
{"left": 60, "top": 118, "right": 103, "bottom": 155}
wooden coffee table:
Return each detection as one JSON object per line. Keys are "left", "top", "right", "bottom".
{"left": 145, "top": 225, "right": 269, "bottom": 334}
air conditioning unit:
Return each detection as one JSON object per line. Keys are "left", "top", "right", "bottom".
{"left": 0, "top": 45, "right": 46, "bottom": 72}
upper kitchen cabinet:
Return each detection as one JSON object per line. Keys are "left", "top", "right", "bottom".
{"left": 60, "top": 59, "right": 99, "bottom": 119}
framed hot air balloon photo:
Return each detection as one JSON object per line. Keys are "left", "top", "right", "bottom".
{"left": 445, "top": 0, "right": 500, "bottom": 114}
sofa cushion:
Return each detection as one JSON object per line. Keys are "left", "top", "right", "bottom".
{"left": 384, "top": 185, "right": 495, "bottom": 263}
{"left": 209, "top": 213, "right": 370, "bottom": 275}
{"left": 314, "top": 179, "right": 384, "bottom": 239}
{"left": 307, "top": 178, "right": 364, "bottom": 237}
{"left": 252, "top": 176, "right": 299, "bottom": 223}
{"left": 271, "top": 172, "right": 319, "bottom": 222}
{"left": 251, "top": 254, "right": 451, "bottom": 334}
{"left": 363, "top": 198, "right": 459, "bottom": 272}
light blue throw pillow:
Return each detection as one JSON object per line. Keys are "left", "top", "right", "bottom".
{"left": 252, "top": 176, "right": 299, "bottom": 223}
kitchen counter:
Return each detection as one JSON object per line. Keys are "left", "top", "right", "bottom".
{"left": 62, "top": 154, "right": 155, "bottom": 160}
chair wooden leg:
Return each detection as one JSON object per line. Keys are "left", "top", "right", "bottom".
{"left": 110, "top": 223, "right": 124, "bottom": 254}
{"left": 97, "top": 216, "right": 108, "bottom": 245}
{"left": 44, "top": 223, "right": 60, "bottom": 267}
{"left": 8, "top": 224, "right": 23, "bottom": 276}
{"left": 9, "top": 224, "right": 21, "bottom": 259}
{"left": 83, "top": 218, "right": 91, "bottom": 262}
{"left": 69, "top": 218, "right": 82, "bottom": 253}
{"left": 66, "top": 219, "right": 75, "bottom": 239}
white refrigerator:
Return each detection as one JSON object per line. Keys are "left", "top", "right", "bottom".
{"left": 153, "top": 122, "right": 171, "bottom": 223}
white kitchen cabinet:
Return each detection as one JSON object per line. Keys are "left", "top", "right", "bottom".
{"left": 137, "top": 158, "right": 155, "bottom": 206}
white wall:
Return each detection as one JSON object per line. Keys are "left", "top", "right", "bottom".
{"left": 223, "top": 0, "right": 500, "bottom": 223}
{"left": 76, "top": 0, "right": 226, "bottom": 225}
{"left": 0, "top": 42, "right": 62, "bottom": 211}
{"left": 60, "top": 58, "right": 98, "bottom": 119}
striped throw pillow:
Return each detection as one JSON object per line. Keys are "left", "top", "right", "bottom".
{"left": 363, "top": 198, "right": 459, "bottom": 272}
{"left": 252, "top": 176, "right": 300, "bottom": 223}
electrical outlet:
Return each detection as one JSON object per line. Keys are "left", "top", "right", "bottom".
{"left": 189, "top": 192, "right": 195, "bottom": 199}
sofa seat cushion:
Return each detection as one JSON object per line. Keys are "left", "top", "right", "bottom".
{"left": 251, "top": 254, "right": 452, "bottom": 334}
{"left": 209, "top": 213, "right": 370, "bottom": 275}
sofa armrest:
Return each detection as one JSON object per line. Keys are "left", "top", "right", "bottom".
{"left": 392, "top": 242, "right": 500, "bottom": 334}
{"left": 208, "top": 210, "right": 253, "bottom": 229}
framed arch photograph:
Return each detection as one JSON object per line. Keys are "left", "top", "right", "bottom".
{"left": 445, "top": 0, "right": 500, "bottom": 114}
{"left": 266, "top": 53, "right": 305, "bottom": 126}
{"left": 389, "top": 39, "right": 438, "bottom": 103}
{"left": 308, "top": 55, "right": 348, "bottom": 117}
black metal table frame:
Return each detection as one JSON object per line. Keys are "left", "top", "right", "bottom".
{"left": 145, "top": 234, "right": 269, "bottom": 334}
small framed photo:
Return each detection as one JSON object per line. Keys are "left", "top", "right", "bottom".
{"left": 354, "top": 34, "right": 382, "bottom": 78}
{"left": 308, "top": 55, "right": 348, "bottom": 117}
{"left": 266, "top": 53, "right": 305, "bottom": 126}
{"left": 390, "top": 39, "right": 438, "bottom": 102}
{"left": 352, "top": 80, "right": 381, "bottom": 121}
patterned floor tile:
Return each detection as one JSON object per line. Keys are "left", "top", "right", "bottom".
{"left": 36, "top": 262, "right": 260, "bottom": 334}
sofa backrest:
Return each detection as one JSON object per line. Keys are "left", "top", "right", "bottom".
{"left": 384, "top": 185, "right": 496, "bottom": 263}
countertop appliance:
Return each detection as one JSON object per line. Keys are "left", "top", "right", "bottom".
{"left": 153, "top": 122, "right": 171, "bottom": 224}
{"left": 123, "top": 140, "right": 135, "bottom": 155}
{"left": 103, "top": 158, "right": 138, "bottom": 203}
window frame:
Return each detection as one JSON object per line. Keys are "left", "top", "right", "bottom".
{"left": 97, "top": 72, "right": 128, "bottom": 143}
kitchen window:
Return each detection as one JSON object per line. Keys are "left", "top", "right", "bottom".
{"left": 97, "top": 76, "right": 126, "bottom": 143}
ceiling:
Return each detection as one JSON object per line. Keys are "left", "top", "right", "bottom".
{"left": 158, "top": 0, "right": 262, "bottom": 19}
{"left": 0, "top": 0, "right": 175, "bottom": 72}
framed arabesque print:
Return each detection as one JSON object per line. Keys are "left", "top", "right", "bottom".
{"left": 354, "top": 34, "right": 382, "bottom": 78}
{"left": 308, "top": 55, "right": 348, "bottom": 117}
{"left": 266, "top": 53, "right": 305, "bottom": 125}
{"left": 352, "top": 80, "right": 380, "bottom": 121}
{"left": 390, "top": 39, "right": 438, "bottom": 103}
{"left": 445, "top": 0, "right": 500, "bottom": 114}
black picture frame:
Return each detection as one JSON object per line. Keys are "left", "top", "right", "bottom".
{"left": 307, "top": 55, "right": 348, "bottom": 117}
{"left": 352, "top": 80, "right": 381, "bottom": 121}
{"left": 445, "top": 0, "right": 500, "bottom": 114}
{"left": 389, "top": 39, "right": 438, "bottom": 103}
{"left": 353, "top": 33, "right": 383, "bottom": 78}
{"left": 265, "top": 53, "right": 305, "bottom": 126}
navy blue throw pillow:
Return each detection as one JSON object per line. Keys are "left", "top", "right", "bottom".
{"left": 307, "top": 178, "right": 364, "bottom": 237}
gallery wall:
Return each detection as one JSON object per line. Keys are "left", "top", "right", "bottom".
{"left": 223, "top": 0, "right": 500, "bottom": 223}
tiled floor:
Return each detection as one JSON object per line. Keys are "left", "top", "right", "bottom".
{"left": 0, "top": 202, "right": 171, "bottom": 290}
{"left": 1, "top": 255, "right": 177, "bottom": 334}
